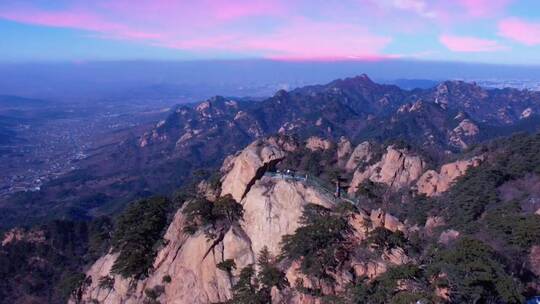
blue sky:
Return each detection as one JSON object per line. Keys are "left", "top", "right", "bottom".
{"left": 1, "top": 0, "right": 540, "bottom": 64}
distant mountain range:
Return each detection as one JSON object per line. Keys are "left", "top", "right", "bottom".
{"left": 2, "top": 74, "right": 540, "bottom": 229}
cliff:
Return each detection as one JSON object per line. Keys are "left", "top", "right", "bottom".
{"left": 77, "top": 137, "right": 421, "bottom": 304}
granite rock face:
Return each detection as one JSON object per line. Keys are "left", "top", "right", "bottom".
{"left": 220, "top": 136, "right": 296, "bottom": 202}
{"left": 344, "top": 141, "right": 373, "bottom": 172}
{"left": 416, "top": 156, "right": 483, "bottom": 196}
{"left": 305, "top": 136, "right": 333, "bottom": 152}
{"left": 77, "top": 138, "right": 424, "bottom": 304}
{"left": 78, "top": 210, "right": 253, "bottom": 304}
{"left": 241, "top": 177, "right": 335, "bottom": 257}
{"left": 349, "top": 146, "right": 426, "bottom": 193}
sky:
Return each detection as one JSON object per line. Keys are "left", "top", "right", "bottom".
{"left": 1, "top": 0, "right": 540, "bottom": 64}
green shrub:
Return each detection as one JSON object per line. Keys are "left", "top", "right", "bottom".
{"left": 98, "top": 275, "right": 114, "bottom": 290}
{"left": 56, "top": 272, "right": 88, "bottom": 302}
{"left": 355, "top": 180, "right": 387, "bottom": 200}
{"left": 216, "top": 259, "right": 236, "bottom": 273}
{"left": 342, "top": 264, "right": 434, "bottom": 304}
{"left": 162, "top": 275, "right": 172, "bottom": 284}
{"left": 230, "top": 265, "right": 265, "bottom": 304}
{"left": 144, "top": 285, "right": 165, "bottom": 304}
{"left": 366, "top": 227, "right": 408, "bottom": 254}
{"left": 182, "top": 197, "right": 214, "bottom": 234}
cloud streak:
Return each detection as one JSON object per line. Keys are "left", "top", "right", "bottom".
{"left": 0, "top": 8, "right": 163, "bottom": 41}
{"left": 439, "top": 35, "right": 506, "bottom": 52}
{"left": 162, "top": 20, "right": 392, "bottom": 60}
{"left": 0, "top": 1, "right": 393, "bottom": 60}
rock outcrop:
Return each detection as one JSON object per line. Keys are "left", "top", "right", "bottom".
{"left": 449, "top": 119, "right": 480, "bottom": 149}
{"left": 241, "top": 177, "right": 335, "bottom": 256}
{"left": 416, "top": 156, "right": 483, "bottom": 196}
{"left": 344, "top": 141, "right": 372, "bottom": 172}
{"left": 424, "top": 216, "right": 446, "bottom": 236}
{"left": 77, "top": 137, "right": 344, "bottom": 304}
{"left": 78, "top": 180, "right": 337, "bottom": 304}
{"left": 221, "top": 137, "right": 296, "bottom": 202}
{"left": 349, "top": 146, "right": 426, "bottom": 193}
{"left": 78, "top": 210, "right": 253, "bottom": 304}
{"left": 337, "top": 137, "right": 353, "bottom": 162}
{"left": 77, "top": 136, "right": 424, "bottom": 304}
{"left": 369, "top": 208, "right": 407, "bottom": 234}
{"left": 305, "top": 136, "right": 332, "bottom": 151}
{"left": 1, "top": 228, "right": 45, "bottom": 246}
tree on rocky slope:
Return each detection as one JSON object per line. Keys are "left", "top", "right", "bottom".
{"left": 280, "top": 204, "right": 353, "bottom": 290}
{"left": 110, "top": 197, "right": 171, "bottom": 279}
{"left": 229, "top": 247, "right": 288, "bottom": 304}
{"left": 427, "top": 237, "right": 524, "bottom": 303}
{"left": 344, "top": 264, "right": 435, "bottom": 304}
{"left": 182, "top": 194, "right": 243, "bottom": 238}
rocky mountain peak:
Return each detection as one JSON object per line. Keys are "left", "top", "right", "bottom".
{"left": 220, "top": 136, "right": 298, "bottom": 202}
{"left": 273, "top": 89, "right": 289, "bottom": 99}
{"left": 328, "top": 74, "right": 377, "bottom": 90}
{"left": 75, "top": 134, "right": 431, "bottom": 304}
{"left": 196, "top": 96, "right": 239, "bottom": 115}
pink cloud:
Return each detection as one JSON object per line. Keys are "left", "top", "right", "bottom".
{"left": 0, "top": 2, "right": 392, "bottom": 60}
{"left": 166, "top": 20, "right": 392, "bottom": 60}
{"left": 209, "top": 0, "right": 285, "bottom": 20}
{"left": 439, "top": 34, "right": 506, "bottom": 52}
{"left": 378, "top": 0, "right": 512, "bottom": 25}
{"left": 498, "top": 18, "right": 540, "bottom": 46}
{"left": 243, "top": 21, "right": 392, "bottom": 59}
{"left": 0, "top": 8, "right": 163, "bottom": 41}
{"left": 98, "top": 0, "right": 286, "bottom": 25}
{"left": 455, "top": 0, "right": 513, "bottom": 17}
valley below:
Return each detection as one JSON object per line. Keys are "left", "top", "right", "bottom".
{"left": 0, "top": 97, "right": 171, "bottom": 199}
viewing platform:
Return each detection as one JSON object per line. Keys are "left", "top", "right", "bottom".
{"left": 264, "top": 170, "right": 358, "bottom": 206}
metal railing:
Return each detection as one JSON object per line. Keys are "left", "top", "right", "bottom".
{"left": 264, "top": 171, "right": 358, "bottom": 206}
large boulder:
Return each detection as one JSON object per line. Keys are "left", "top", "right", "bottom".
{"left": 416, "top": 156, "right": 483, "bottom": 196}
{"left": 221, "top": 137, "right": 296, "bottom": 202}
{"left": 349, "top": 146, "right": 426, "bottom": 193}
{"left": 305, "top": 136, "right": 332, "bottom": 151}
{"left": 337, "top": 137, "right": 353, "bottom": 164}
{"left": 369, "top": 208, "right": 407, "bottom": 234}
{"left": 449, "top": 119, "right": 480, "bottom": 149}
{"left": 344, "top": 141, "right": 372, "bottom": 172}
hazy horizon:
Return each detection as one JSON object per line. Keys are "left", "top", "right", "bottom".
{"left": 1, "top": 58, "right": 540, "bottom": 102}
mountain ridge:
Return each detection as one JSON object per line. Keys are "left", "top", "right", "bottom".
{"left": 2, "top": 74, "right": 540, "bottom": 229}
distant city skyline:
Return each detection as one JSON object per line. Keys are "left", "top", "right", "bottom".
{"left": 1, "top": 0, "right": 540, "bottom": 64}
